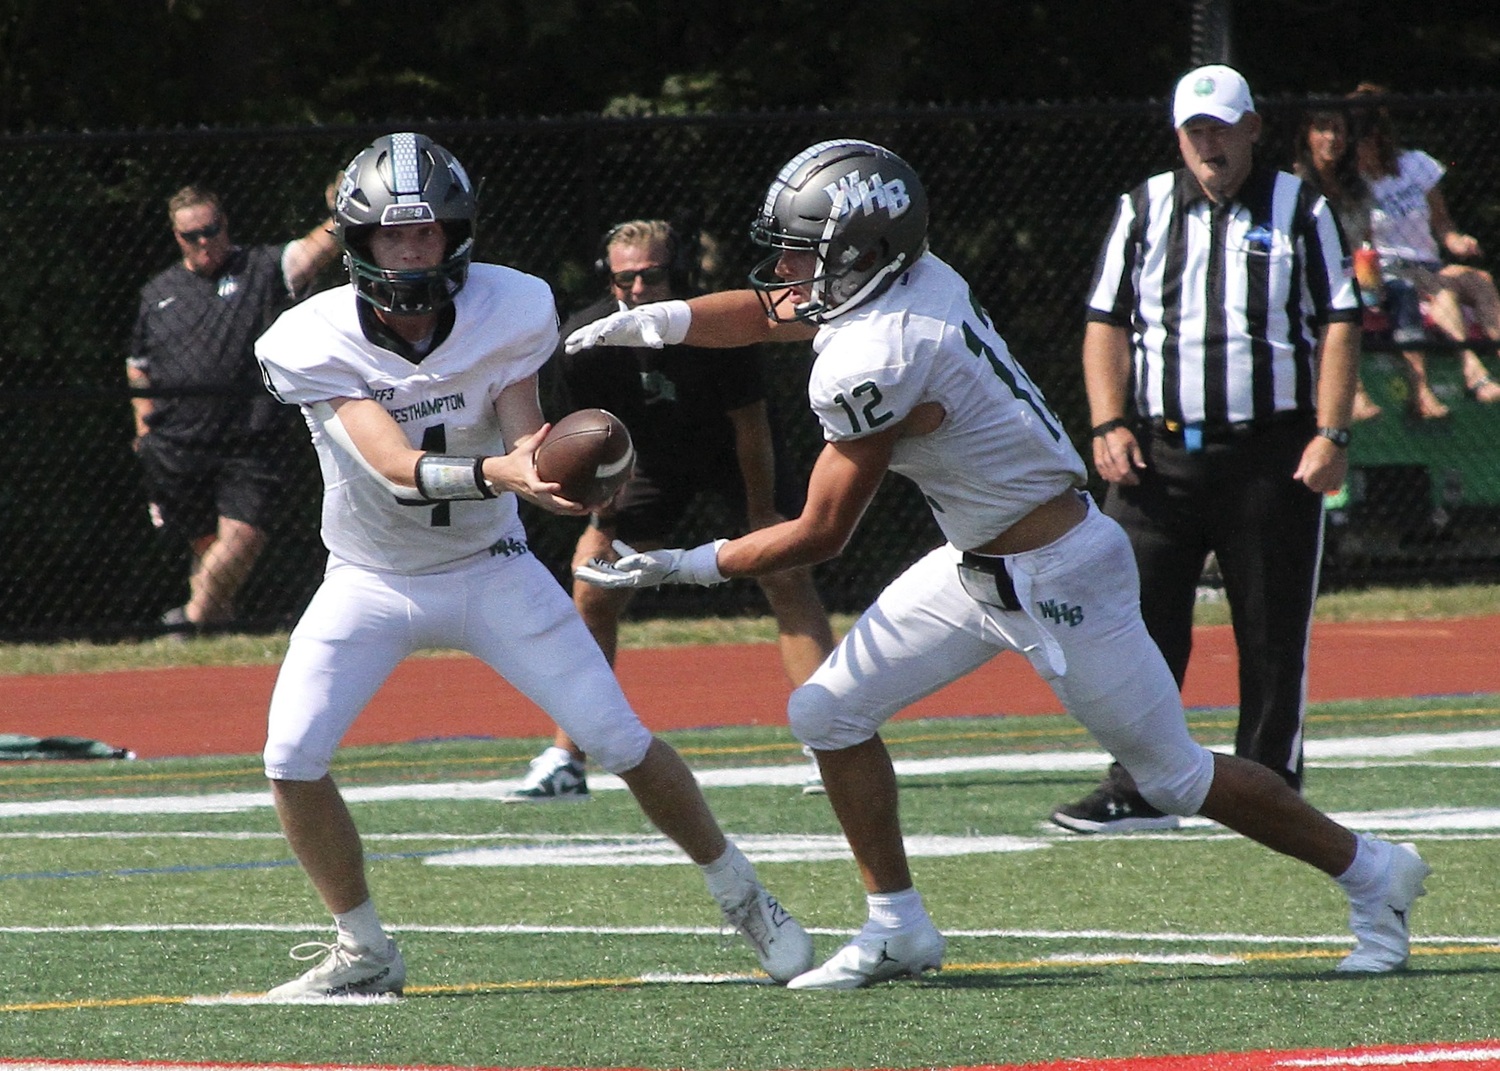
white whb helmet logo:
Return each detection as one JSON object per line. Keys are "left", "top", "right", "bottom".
{"left": 748, "top": 138, "right": 927, "bottom": 324}
{"left": 823, "top": 170, "right": 912, "bottom": 221}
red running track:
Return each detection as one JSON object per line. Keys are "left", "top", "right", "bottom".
{"left": 2, "top": 616, "right": 1498, "bottom": 759}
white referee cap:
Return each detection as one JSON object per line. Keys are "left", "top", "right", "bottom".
{"left": 1172, "top": 65, "right": 1256, "bottom": 128}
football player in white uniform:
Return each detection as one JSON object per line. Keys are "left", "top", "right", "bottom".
{"left": 253, "top": 133, "right": 813, "bottom": 999}
{"left": 569, "top": 139, "right": 1430, "bottom": 989}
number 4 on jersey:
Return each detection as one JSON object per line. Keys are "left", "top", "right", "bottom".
{"left": 419, "top": 424, "right": 450, "bottom": 527}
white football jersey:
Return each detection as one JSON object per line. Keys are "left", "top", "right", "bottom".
{"left": 256, "top": 264, "right": 558, "bottom": 574}
{"left": 810, "top": 254, "right": 1086, "bottom": 551}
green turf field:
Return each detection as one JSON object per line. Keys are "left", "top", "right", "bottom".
{"left": 2, "top": 697, "right": 1498, "bottom": 1069}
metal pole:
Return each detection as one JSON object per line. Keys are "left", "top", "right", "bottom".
{"left": 1191, "top": 0, "right": 1233, "bottom": 65}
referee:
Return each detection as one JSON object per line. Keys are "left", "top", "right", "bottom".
{"left": 1053, "top": 65, "right": 1362, "bottom": 833}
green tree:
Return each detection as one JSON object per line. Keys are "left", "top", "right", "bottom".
{"left": 5, "top": 1, "right": 1500, "bottom": 134}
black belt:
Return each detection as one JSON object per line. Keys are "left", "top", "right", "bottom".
{"left": 957, "top": 552, "right": 1021, "bottom": 611}
{"left": 1147, "top": 410, "right": 1312, "bottom": 446}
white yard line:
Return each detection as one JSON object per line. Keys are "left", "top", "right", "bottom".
{"left": 3, "top": 729, "right": 1498, "bottom": 818}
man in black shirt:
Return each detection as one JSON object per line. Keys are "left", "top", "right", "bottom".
{"left": 128, "top": 182, "right": 340, "bottom": 632}
{"left": 507, "top": 219, "right": 834, "bottom": 801}
{"left": 1053, "top": 65, "right": 1361, "bottom": 833}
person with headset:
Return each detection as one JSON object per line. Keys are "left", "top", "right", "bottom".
{"left": 507, "top": 218, "right": 835, "bottom": 802}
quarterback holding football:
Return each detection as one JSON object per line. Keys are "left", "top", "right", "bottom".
{"left": 253, "top": 132, "right": 812, "bottom": 999}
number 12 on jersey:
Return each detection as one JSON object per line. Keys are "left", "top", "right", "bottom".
{"left": 830, "top": 293, "right": 1066, "bottom": 442}
{"left": 832, "top": 381, "right": 894, "bottom": 434}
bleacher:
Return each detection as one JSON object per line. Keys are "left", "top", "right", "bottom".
{"left": 1327, "top": 288, "right": 1500, "bottom": 583}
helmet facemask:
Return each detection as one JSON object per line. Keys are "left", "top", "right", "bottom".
{"left": 343, "top": 223, "right": 473, "bottom": 316}
{"left": 747, "top": 230, "right": 840, "bottom": 323}
{"left": 334, "top": 132, "right": 478, "bottom": 316}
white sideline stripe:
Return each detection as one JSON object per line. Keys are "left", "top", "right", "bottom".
{"left": 426, "top": 832, "right": 1045, "bottom": 868}
{"left": 1281, "top": 1051, "right": 1500, "bottom": 1067}
{"left": 1172, "top": 807, "right": 1500, "bottom": 834}
{"left": 1284, "top": 1050, "right": 1500, "bottom": 1062}
{"left": 4, "top": 921, "right": 1497, "bottom": 946}
{"left": 3, "top": 728, "right": 1498, "bottom": 818}
{"left": 1306, "top": 729, "right": 1500, "bottom": 757}
{"left": 8, "top": 822, "right": 1500, "bottom": 841}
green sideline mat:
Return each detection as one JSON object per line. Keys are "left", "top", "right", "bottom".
{"left": 0, "top": 734, "right": 135, "bottom": 761}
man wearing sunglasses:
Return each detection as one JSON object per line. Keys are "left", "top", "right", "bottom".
{"left": 127, "top": 180, "right": 341, "bottom": 635}
{"left": 507, "top": 218, "right": 834, "bottom": 802}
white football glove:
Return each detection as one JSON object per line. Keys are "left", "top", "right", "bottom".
{"left": 574, "top": 539, "right": 727, "bottom": 589}
{"left": 564, "top": 300, "right": 692, "bottom": 353}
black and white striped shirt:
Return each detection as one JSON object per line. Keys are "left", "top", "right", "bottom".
{"left": 1086, "top": 164, "right": 1360, "bottom": 427}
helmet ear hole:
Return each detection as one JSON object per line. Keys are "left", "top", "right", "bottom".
{"left": 441, "top": 221, "right": 473, "bottom": 259}
{"left": 341, "top": 224, "right": 376, "bottom": 257}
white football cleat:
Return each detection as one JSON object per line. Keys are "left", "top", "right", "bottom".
{"left": 503, "top": 747, "right": 591, "bottom": 803}
{"left": 1338, "top": 841, "right": 1431, "bottom": 973}
{"left": 720, "top": 883, "right": 815, "bottom": 983}
{"left": 265, "top": 938, "right": 406, "bottom": 999}
{"left": 787, "top": 916, "right": 946, "bottom": 990}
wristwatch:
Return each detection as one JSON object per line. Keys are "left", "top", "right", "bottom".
{"left": 1316, "top": 426, "right": 1351, "bottom": 448}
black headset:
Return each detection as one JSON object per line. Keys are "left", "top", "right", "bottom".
{"left": 595, "top": 218, "right": 700, "bottom": 294}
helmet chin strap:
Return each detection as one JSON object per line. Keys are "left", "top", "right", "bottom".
{"left": 347, "top": 246, "right": 469, "bottom": 316}
{"left": 809, "top": 249, "right": 909, "bottom": 324}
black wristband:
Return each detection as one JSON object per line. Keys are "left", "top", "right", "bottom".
{"left": 1316, "top": 426, "right": 1351, "bottom": 448}
{"left": 1091, "top": 417, "right": 1130, "bottom": 438}
{"left": 474, "top": 456, "right": 497, "bottom": 498}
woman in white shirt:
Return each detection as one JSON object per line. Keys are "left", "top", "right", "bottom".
{"left": 1352, "top": 83, "right": 1500, "bottom": 416}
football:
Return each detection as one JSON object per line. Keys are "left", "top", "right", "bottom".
{"left": 533, "top": 408, "right": 635, "bottom": 508}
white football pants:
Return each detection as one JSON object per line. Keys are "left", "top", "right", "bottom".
{"left": 788, "top": 500, "right": 1215, "bottom": 816}
{"left": 264, "top": 550, "right": 652, "bottom": 781}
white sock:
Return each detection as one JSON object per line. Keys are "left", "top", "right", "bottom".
{"left": 867, "top": 887, "right": 926, "bottom": 931}
{"left": 1335, "top": 834, "right": 1389, "bottom": 899}
{"left": 334, "top": 899, "right": 388, "bottom": 952}
{"left": 701, "top": 840, "right": 755, "bottom": 904}
{"left": 541, "top": 746, "right": 575, "bottom": 767}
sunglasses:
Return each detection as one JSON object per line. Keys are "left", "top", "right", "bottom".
{"left": 609, "top": 265, "right": 670, "bottom": 288}
{"left": 176, "top": 221, "right": 224, "bottom": 243}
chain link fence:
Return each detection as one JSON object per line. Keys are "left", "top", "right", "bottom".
{"left": 4, "top": 94, "right": 1499, "bottom": 641}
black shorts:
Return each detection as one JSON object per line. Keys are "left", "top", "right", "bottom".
{"left": 611, "top": 450, "right": 806, "bottom": 545}
{"left": 136, "top": 436, "right": 281, "bottom": 543}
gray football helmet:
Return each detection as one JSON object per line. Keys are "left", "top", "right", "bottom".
{"left": 335, "top": 132, "right": 476, "bottom": 315}
{"left": 748, "top": 139, "right": 928, "bottom": 323}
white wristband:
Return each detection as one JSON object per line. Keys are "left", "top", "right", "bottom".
{"left": 680, "top": 539, "right": 728, "bottom": 585}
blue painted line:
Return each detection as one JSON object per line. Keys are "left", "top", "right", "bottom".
{"left": 0, "top": 849, "right": 441, "bottom": 882}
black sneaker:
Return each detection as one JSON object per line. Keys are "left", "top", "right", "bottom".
{"left": 1050, "top": 783, "right": 1181, "bottom": 834}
